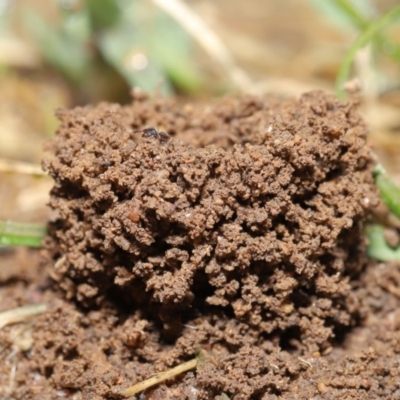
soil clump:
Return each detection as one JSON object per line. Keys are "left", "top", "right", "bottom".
{"left": 43, "top": 91, "right": 376, "bottom": 352}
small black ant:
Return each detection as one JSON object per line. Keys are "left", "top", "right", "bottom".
{"left": 134, "top": 127, "right": 170, "bottom": 144}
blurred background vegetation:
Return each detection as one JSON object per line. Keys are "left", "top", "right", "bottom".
{"left": 0, "top": 0, "right": 400, "bottom": 250}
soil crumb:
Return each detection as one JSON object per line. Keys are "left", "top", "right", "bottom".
{"left": 2, "top": 91, "right": 395, "bottom": 399}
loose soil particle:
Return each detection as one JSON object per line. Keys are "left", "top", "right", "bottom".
{"left": 2, "top": 91, "right": 399, "bottom": 399}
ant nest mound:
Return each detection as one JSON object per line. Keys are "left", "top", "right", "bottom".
{"left": 44, "top": 91, "right": 378, "bottom": 351}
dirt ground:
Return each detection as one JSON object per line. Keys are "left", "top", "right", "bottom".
{"left": 1, "top": 1, "right": 400, "bottom": 399}
{"left": 1, "top": 91, "right": 400, "bottom": 399}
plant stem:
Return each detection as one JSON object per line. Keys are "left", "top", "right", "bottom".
{"left": 336, "top": 4, "right": 400, "bottom": 98}
{"left": 333, "top": 0, "right": 400, "bottom": 62}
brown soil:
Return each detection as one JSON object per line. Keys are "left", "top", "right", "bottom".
{"left": 2, "top": 91, "right": 400, "bottom": 399}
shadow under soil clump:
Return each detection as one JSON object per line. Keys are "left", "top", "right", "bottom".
{"left": 9, "top": 90, "right": 395, "bottom": 399}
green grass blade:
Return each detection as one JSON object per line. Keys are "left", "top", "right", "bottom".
{"left": 328, "top": 0, "right": 400, "bottom": 63}
{"left": 366, "top": 224, "right": 400, "bottom": 262}
{"left": 336, "top": 4, "right": 400, "bottom": 98}
{"left": 0, "top": 221, "right": 47, "bottom": 248}
{"left": 374, "top": 164, "right": 400, "bottom": 219}
{"left": 22, "top": 6, "right": 91, "bottom": 83}
{"left": 331, "top": 0, "right": 370, "bottom": 29}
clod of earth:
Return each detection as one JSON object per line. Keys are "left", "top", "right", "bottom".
{"left": 43, "top": 91, "right": 378, "bottom": 353}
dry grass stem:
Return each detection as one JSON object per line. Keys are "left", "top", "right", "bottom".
{"left": 151, "top": 0, "right": 252, "bottom": 92}
{"left": 0, "top": 304, "right": 47, "bottom": 329}
{"left": 120, "top": 358, "right": 198, "bottom": 397}
{"left": 0, "top": 323, "right": 34, "bottom": 356}
{"left": 0, "top": 37, "right": 39, "bottom": 68}
{"left": 0, "top": 159, "right": 47, "bottom": 176}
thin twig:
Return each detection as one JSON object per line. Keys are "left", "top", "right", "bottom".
{"left": 151, "top": 0, "right": 252, "bottom": 92}
{"left": 119, "top": 358, "right": 198, "bottom": 397}
{"left": 0, "top": 158, "right": 47, "bottom": 176}
{"left": 0, "top": 304, "right": 47, "bottom": 330}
